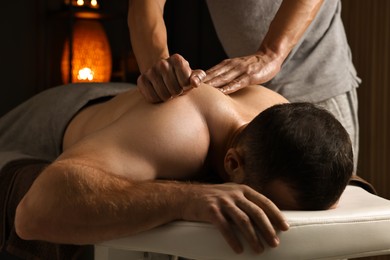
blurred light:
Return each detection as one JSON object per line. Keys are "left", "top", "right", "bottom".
{"left": 64, "top": 0, "right": 99, "bottom": 9}
{"left": 90, "top": 0, "right": 99, "bottom": 8}
{"left": 77, "top": 67, "right": 94, "bottom": 81}
{"left": 61, "top": 20, "right": 112, "bottom": 84}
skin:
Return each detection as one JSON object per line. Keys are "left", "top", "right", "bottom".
{"left": 128, "top": 0, "right": 324, "bottom": 102}
{"left": 15, "top": 84, "right": 289, "bottom": 254}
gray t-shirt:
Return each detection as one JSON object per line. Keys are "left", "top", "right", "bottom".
{"left": 206, "top": 0, "right": 360, "bottom": 102}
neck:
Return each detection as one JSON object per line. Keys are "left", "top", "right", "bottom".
{"left": 213, "top": 123, "right": 248, "bottom": 182}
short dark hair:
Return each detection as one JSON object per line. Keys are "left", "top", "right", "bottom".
{"left": 238, "top": 102, "right": 353, "bottom": 210}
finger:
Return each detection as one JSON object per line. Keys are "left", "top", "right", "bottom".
{"left": 207, "top": 205, "right": 244, "bottom": 254}
{"left": 220, "top": 73, "right": 252, "bottom": 94}
{"left": 189, "top": 70, "right": 207, "bottom": 88}
{"left": 205, "top": 59, "right": 234, "bottom": 81}
{"left": 170, "top": 54, "right": 192, "bottom": 88}
{"left": 159, "top": 60, "right": 183, "bottom": 97}
{"left": 148, "top": 67, "right": 173, "bottom": 102}
{"left": 162, "top": 72, "right": 182, "bottom": 97}
{"left": 244, "top": 189, "right": 289, "bottom": 232}
{"left": 205, "top": 63, "right": 245, "bottom": 89}
{"left": 236, "top": 198, "right": 279, "bottom": 248}
{"left": 137, "top": 75, "right": 161, "bottom": 103}
{"left": 225, "top": 203, "right": 264, "bottom": 253}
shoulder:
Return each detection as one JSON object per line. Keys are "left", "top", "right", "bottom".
{"left": 227, "top": 85, "right": 289, "bottom": 114}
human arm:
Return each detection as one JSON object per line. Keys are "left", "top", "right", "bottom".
{"left": 128, "top": 0, "right": 206, "bottom": 103}
{"left": 14, "top": 159, "right": 288, "bottom": 254}
{"left": 205, "top": 0, "right": 324, "bottom": 94}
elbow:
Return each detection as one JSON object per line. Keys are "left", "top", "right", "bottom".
{"left": 14, "top": 164, "right": 68, "bottom": 242}
{"left": 15, "top": 198, "right": 44, "bottom": 241}
{"left": 15, "top": 191, "right": 61, "bottom": 242}
{"left": 15, "top": 199, "right": 87, "bottom": 245}
{"left": 14, "top": 190, "right": 64, "bottom": 243}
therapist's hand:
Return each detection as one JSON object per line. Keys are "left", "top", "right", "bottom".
{"left": 204, "top": 51, "right": 283, "bottom": 94}
{"left": 137, "top": 54, "right": 206, "bottom": 103}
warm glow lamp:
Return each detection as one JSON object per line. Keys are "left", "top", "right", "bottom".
{"left": 61, "top": 19, "right": 112, "bottom": 84}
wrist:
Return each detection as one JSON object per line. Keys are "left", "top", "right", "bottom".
{"left": 255, "top": 45, "right": 286, "bottom": 73}
{"left": 175, "top": 183, "right": 206, "bottom": 222}
{"left": 155, "top": 181, "right": 198, "bottom": 221}
{"left": 257, "top": 42, "right": 289, "bottom": 65}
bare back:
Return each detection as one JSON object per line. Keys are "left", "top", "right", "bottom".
{"left": 61, "top": 84, "right": 287, "bottom": 181}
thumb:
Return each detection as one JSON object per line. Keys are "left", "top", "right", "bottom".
{"left": 190, "top": 70, "right": 207, "bottom": 88}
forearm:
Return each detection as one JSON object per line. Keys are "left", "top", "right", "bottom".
{"left": 128, "top": 0, "right": 169, "bottom": 73}
{"left": 15, "top": 161, "right": 186, "bottom": 245}
{"left": 15, "top": 160, "right": 289, "bottom": 253}
{"left": 259, "top": 0, "right": 324, "bottom": 61}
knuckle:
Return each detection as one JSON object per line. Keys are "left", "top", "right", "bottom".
{"left": 171, "top": 54, "right": 187, "bottom": 65}
{"left": 247, "top": 63, "right": 259, "bottom": 74}
{"left": 207, "top": 204, "right": 221, "bottom": 220}
{"left": 157, "top": 60, "right": 170, "bottom": 73}
{"left": 222, "top": 58, "right": 232, "bottom": 65}
{"left": 238, "top": 184, "right": 250, "bottom": 191}
{"left": 141, "top": 71, "right": 152, "bottom": 81}
{"left": 237, "top": 214, "right": 251, "bottom": 227}
{"left": 219, "top": 197, "right": 233, "bottom": 207}
{"left": 170, "top": 53, "right": 182, "bottom": 60}
{"left": 262, "top": 197, "right": 274, "bottom": 208}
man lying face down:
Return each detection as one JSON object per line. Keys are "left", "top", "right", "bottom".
{"left": 12, "top": 83, "right": 353, "bottom": 254}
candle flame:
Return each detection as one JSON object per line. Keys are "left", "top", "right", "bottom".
{"left": 77, "top": 67, "right": 94, "bottom": 81}
{"left": 90, "top": 0, "right": 99, "bottom": 8}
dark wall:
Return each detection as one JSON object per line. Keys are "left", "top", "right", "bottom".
{"left": 0, "top": 0, "right": 46, "bottom": 116}
{"left": 164, "top": 0, "right": 227, "bottom": 71}
{"left": 342, "top": 0, "right": 390, "bottom": 203}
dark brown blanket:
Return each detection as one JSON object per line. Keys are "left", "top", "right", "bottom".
{"left": 0, "top": 158, "right": 91, "bottom": 260}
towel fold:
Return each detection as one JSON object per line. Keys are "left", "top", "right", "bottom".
{"left": 0, "top": 158, "right": 90, "bottom": 260}
{"left": 349, "top": 175, "right": 377, "bottom": 195}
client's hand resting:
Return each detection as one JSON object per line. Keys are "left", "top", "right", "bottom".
{"left": 137, "top": 54, "right": 206, "bottom": 103}
{"left": 180, "top": 183, "right": 289, "bottom": 254}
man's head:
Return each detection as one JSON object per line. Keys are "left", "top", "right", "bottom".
{"left": 224, "top": 102, "right": 353, "bottom": 210}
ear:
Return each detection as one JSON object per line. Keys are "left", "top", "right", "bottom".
{"left": 224, "top": 148, "right": 246, "bottom": 183}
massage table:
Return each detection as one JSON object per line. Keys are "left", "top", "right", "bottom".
{"left": 95, "top": 185, "right": 390, "bottom": 260}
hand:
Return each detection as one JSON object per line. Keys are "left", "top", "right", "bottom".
{"left": 137, "top": 54, "right": 206, "bottom": 103}
{"left": 204, "top": 51, "right": 283, "bottom": 94}
{"left": 181, "top": 183, "right": 289, "bottom": 254}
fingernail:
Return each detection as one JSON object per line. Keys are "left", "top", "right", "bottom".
{"left": 194, "top": 75, "right": 200, "bottom": 86}
{"left": 191, "top": 76, "right": 199, "bottom": 87}
{"left": 273, "top": 236, "right": 280, "bottom": 246}
{"left": 283, "top": 221, "right": 290, "bottom": 230}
